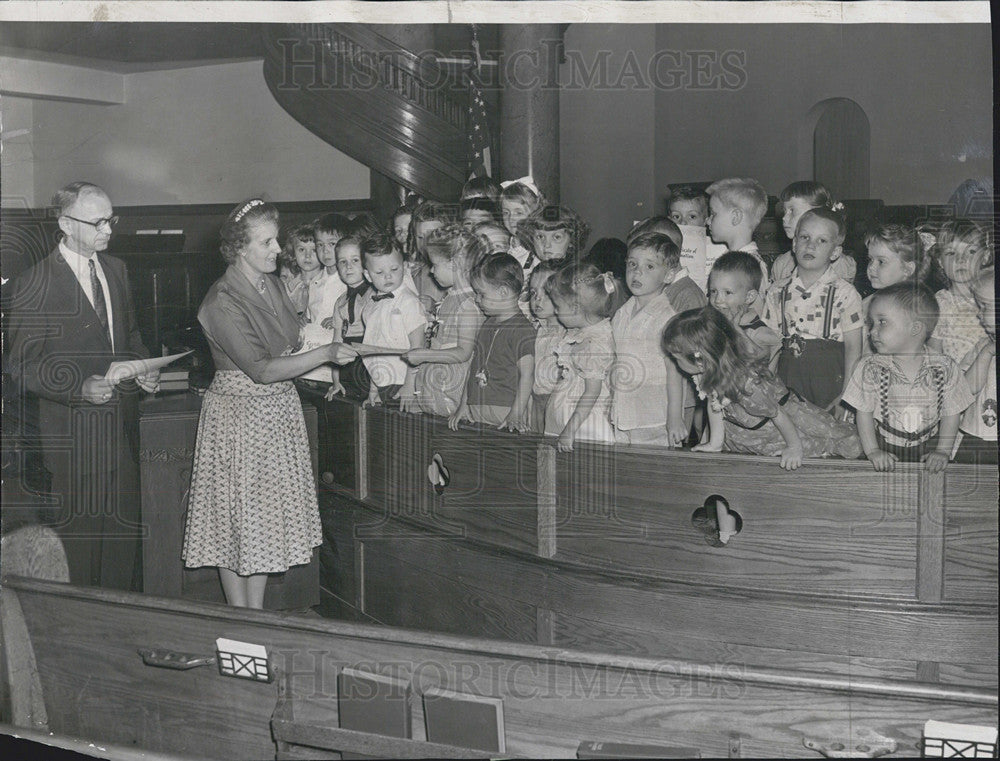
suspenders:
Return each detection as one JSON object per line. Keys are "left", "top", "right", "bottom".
{"left": 780, "top": 282, "right": 838, "bottom": 340}
{"left": 875, "top": 362, "right": 946, "bottom": 442}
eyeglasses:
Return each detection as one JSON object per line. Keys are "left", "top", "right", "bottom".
{"left": 62, "top": 214, "right": 119, "bottom": 230}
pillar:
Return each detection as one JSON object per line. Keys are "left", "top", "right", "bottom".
{"left": 499, "top": 25, "right": 564, "bottom": 203}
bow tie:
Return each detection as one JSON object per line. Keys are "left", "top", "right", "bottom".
{"left": 372, "top": 292, "right": 395, "bottom": 302}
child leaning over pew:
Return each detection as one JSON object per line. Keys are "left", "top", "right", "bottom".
{"left": 842, "top": 282, "right": 973, "bottom": 472}
{"left": 662, "top": 307, "right": 862, "bottom": 470}
{"left": 402, "top": 225, "right": 487, "bottom": 418}
{"left": 450, "top": 253, "right": 535, "bottom": 432}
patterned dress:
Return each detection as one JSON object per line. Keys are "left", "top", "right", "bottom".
{"left": 700, "top": 374, "right": 862, "bottom": 459}
{"left": 415, "top": 287, "right": 484, "bottom": 417}
{"left": 546, "top": 320, "right": 616, "bottom": 444}
{"left": 183, "top": 267, "right": 321, "bottom": 575}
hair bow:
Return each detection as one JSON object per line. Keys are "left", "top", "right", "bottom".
{"left": 830, "top": 201, "right": 845, "bottom": 212}
{"left": 234, "top": 198, "right": 265, "bottom": 222}
{"left": 918, "top": 231, "right": 936, "bottom": 250}
{"left": 500, "top": 176, "right": 541, "bottom": 198}
{"left": 602, "top": 272, "right": 615, "bottom": 294}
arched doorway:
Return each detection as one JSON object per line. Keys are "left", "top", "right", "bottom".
{"left": 808, "top": 98, "right": 870, "bottom": 199}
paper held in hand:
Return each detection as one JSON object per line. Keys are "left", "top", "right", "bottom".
{"left": 105, "top": 351, "right": 193, "bottom": 384}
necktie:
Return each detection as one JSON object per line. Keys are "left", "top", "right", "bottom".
{"left": 347, "top": 282, "right": 371, "bottom": 324}
{"left": 89, "top": 258, "right": 111, "bottom": 344}
{"left": 372, "top": 292, "right": 394, "bottom": 302}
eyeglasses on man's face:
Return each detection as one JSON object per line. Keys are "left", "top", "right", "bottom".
{"left": 62, "top": 214, "right": 120, "bottom": 231}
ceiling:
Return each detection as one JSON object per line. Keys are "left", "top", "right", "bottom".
{"left": 0, "top": 23, "right": 267, "bottom": 72}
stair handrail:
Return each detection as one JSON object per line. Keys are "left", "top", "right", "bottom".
{"left": 277, "top": 23, "right": 472, "bottom": 133}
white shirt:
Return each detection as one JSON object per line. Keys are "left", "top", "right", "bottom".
{"left": 60, "top": 240, "right": 114, "bottom": 350}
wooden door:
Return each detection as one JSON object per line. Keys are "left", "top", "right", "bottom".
{"left": 813, "top": 98, "right": 870, "bottom": 199}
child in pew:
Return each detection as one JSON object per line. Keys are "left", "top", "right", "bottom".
{"left": 360, "top": 235, "right": 427, "bottom": 409}
{"left": 662, "top": 307, "right": 862, "bottom": 470}
{"left": 861, "top": 224, "right": 933, "bottom": 355}
{"left": 450, "top": 253, "right": 535, "bottom": 432}
{"left": 278, "top": 223, "right": 317, "bottom": 316}
{"left": 843, "top": 282, "right": 973, "bottom": 472}
{"left": 472, "top": 220, "right": 513, "bottom": 256}
{"left": 626, "top": 215, "right": 684, "bottom": 250}
{"left": 610, "top": 233, "right": 688, "bottom": 447}
{"left": 545, "top": 263, "right": 627, "bottom": 451}
{"left": 322, "top": 236, "right": 372, "bottom": 402}
{"left": 516, "top": 204, "right": 591, "bottom": 317}
{"left": 667, "top": 186, "right": 710, "bottom": 228}
{"left": 528, "top": 261, "right": 567, "bottom": 434}
{"left": 406, "top": 201, "right": 456, "bottom": 313}
{"left": 705, "top": 177, "right": 771, "bottom": 297}
{"left": 764, "top": 207, "right": 864, "bottom": 413}
{"left": 294, "top": 216, "right": 349, "bottom": 385}
{"left": 402, "top": 225, "right": 487, "bottom": 418}
{"left": 389, "top": 204, "right": 413, "bottom": 251}
{"left": 772, "top": 182, "right": 856, "bottom": 285}
{"left": 927, "top": 219, "right": 992, "bottom": 368}
{"left": 954, "top": 269, "right": 997, "bottom": 462}
{"left": 461, "top": 197, "right": 501, "bottom": 233}
{"left": 462, "top": 174, "right": 502, "bottom": 203}
{"left": 709, "top": 251, "right": 781, "bottom": 366}
{"left": 500, "top": 177, "right": 545, "bottom": 271}
{"left": 625, "top": 216, "right": 705, "bottom": 314}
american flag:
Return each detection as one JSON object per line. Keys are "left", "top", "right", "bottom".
{"left": 467, "top": 29, "right": 492, "bottom": 179}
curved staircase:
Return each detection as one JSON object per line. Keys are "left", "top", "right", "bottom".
{"left": 262, "top": 23, "right": 483, "bottom": 202}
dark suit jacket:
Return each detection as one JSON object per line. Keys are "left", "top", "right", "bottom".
{"left": 6, "top": 247, "right": 149, "bottom": 477}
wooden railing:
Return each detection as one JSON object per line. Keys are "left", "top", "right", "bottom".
{"left": 261, "top": 24, "right": 485, "bottom": 201}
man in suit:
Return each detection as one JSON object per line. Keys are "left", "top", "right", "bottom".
{"left": 6, "top": 182, "right": 154, "bottom": 591}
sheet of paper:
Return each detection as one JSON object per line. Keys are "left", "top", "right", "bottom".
{"left": 105, "top": 350, "right": 192, "bottom": 383}
{"left": 351, "top": 343, "right": 408, "bottom": 356}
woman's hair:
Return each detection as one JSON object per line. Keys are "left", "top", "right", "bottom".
{"left": 870, "top": 281, "right": 940, "bottom": 336}
{"left": 661, "top": 306, "right": 767, "bottom": 402}
{"left": 519, "top": 205, "right": 592, "bottom": 260}
{"left": 779, "top": 180, "right": 833, "bottom": 208}
{"left": 313, "top": 212, "right": 351, "bottom": 239}
{"left": 406, "top": 201, "right": 459, "bottom": 263}
{"left": 425, "top": 224, "right": 489, "bottom": 283}
{"left": 343, "top": 213, "right": 381, "bottom": 241}
{"left": 545, "top": 261, "right": 627, "bottom": 320}
{"left": 471, "top": 221, "right": 512, "bottom": 255}
{"left": 220, "top": 199, "right": 279, "bottom": 264}
{"left": 470, "top": 252, "right": 524, "bottom": 295}
{"left": 864, "top": 223, "right": 932, "bottom": 283}
{"left": 933, "top": 219, "right": 994, "bottom": 272}
{"left": 796, "top": 206, "right": 847, "bottom": 242}
{"left": 279, "top": 223, "right": 315, "bottom": 274}
{"left": 462, "top": 176, "right": 502, "bottom": 203}
{"left": 583, "top": 237, "right": 629, "bottom": 283}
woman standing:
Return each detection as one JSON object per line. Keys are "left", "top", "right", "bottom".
{"left": 182, "top": 199, "right": 356, "bottom": 607}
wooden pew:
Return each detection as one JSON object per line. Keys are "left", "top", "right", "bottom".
{"left": 321, "top": 399, "right": 998, "bottom": 692}
{"left": 1, "top": 576, "right": 996, "bottom": 758}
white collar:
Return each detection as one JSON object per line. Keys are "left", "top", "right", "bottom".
{"left": 59, "top": 240, "right": 98, "bottom": 269}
